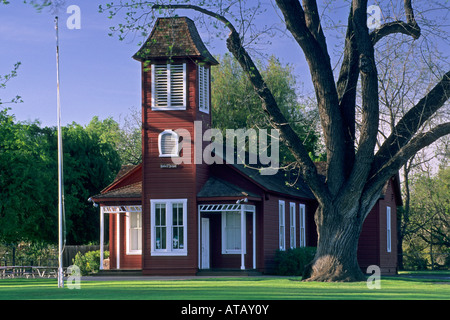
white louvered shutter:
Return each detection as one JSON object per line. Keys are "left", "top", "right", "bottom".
{"left": 169, "top": 64, "right": 186, "bottom": 108}
{"left": 151, "top": 63, "right": 186, "bottom": 110}
{"left": 198, "top": 65, "right": 210, "bottom": 113}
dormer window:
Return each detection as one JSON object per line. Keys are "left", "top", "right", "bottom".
{"left": 198, "top": 64, "right": 210, "bottom": 113}
{"left": 159, "top": 130, "right": 179, "bottom": 157}
{"left": 151, "top": 63, "right": 187, "bottom": 110}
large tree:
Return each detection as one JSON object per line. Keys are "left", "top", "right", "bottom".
{"left": 103, "top": 0, "right": 450, "bottom": 281}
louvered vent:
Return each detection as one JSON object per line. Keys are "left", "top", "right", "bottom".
{"left": 198, "top": 65, "right": 210, "bottom": 113}
{"left": 152, "top": 63, "right": 186, "bottom": 110}
{"left": 159, "top": 131, "right": 178, "bottom": 156}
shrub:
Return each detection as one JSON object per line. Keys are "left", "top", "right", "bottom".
{"left": 274, "top": 247, "right": 316, "bottom": 276}
{"left": 72, "top": 250, "right": 109, "bottom": 276}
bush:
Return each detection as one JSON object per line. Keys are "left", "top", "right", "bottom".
{"left": 72, "top": 250, "right": 109, "bottom": 276}
{"left": 274, "top": 247, "right": 316, "bottom": 276}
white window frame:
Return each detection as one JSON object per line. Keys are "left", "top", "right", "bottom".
{"left": 289, "top": 202, "right": 296, "bottom": 249}
{"left": 299, "top": 204, "right": 306, "bottom": 247}
{"left": 386, "top": 206, "right": 392, "bottom": 253}
{"left": 198, "top": 64, "right": 210, "bottom": 114}
{"left": 126, "top": 210, "right": 142, "bottom": 255}
{"left": 150, "top": 199, "right": 188, "bottom": 256}
{"left": 279, "top": 200, "right": 286, "bottom": 251}
{"left": 221, "top": 211, "right": 246, "bottom": 254}
{"left": 158, "top": 130, "right": 179, "bottom": 157}
{"left": 151, "top": 63, "right": 187, "bottom": 111}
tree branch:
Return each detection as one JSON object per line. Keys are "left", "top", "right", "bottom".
{"left": 365, "top": 122, "right": 450, "bottom": 204}
{"left": 302, "top": 0, "right": 327, "bottom": 53}
{"left": 152, "top": 3, "right": 329, "bottom": 203}
{"left": 373, "top": 70, "right": 450, "bottom": 176}
{"left": 336, "top": 6, "right": 359, "bottom": 178}
{"left": 275, "top": 0, "right": 345, "bottom": 196}
{"left": 338, "top": 0, "right": 379, "bottom": 200}
{"left": 370, "top": 0, "right": 420, "bottom": 44}
{"left": 370, "top": 21, "right": 421, "bottom": 45}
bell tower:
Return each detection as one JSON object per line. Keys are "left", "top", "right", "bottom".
{"left": 133, "top": 17, "right": 218, "bottom": 275}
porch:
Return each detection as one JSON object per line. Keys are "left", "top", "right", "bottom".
{"left": 198, "top": 203, "right": 257, "bottom": 271}
{"left": 99, "top": 205, "right": 142, "bottom": 271}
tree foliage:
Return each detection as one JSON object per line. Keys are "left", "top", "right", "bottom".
{"left": 0, "top": 110, "right": 121, "bottom": 245}
{"left": 404, "top": 166, "right": 450, "bottom": 269}
{"left": 211, "top": 54, "right": 324, "bottom": 163}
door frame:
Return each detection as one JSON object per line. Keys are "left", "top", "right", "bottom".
{"left": 200, "top": 217, "right": 210, "bottom": 269}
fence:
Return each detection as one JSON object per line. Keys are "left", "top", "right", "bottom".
{"left": 1, "top": 244, "right": 108, "bottom": 268}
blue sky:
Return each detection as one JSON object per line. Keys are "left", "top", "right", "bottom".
{"left": 1, "top": 1, "right": 145, "bottom": 127}
{"left": 2, "top": 1, "right": 448, "bottom": 129}
{"left": 1, "top": 1, "right": 313, "bottom": 128}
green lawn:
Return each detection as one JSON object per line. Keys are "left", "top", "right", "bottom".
{"left": 0, "top": 272, "right": 449, "bottom": 300}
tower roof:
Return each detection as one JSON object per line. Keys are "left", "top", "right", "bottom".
{"left": 133, "top": 17, "right": 219, "bottom": 65}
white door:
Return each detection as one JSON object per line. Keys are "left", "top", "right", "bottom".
{"left": 201, "top": 218, "right": 210, "bottom": 269}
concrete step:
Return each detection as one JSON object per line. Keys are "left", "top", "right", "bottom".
{"left": 196, "top": 269, "right": 261, "bottom": 277}
{"left": 93, "top": 269, "right": 143, "bottom": 277}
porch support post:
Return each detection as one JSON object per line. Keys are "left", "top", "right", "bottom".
{"left": 253, "top": 210, "right": 256, "bottom": 270}
{"left": 99, "top": 206, "right": 104, "bottom": 270}
{"left": 240, "top": 205, "right": 245, "bottom": 270}
{"left": 198, "top": 207, "right": 201, "bottom": 270}
{"left": 116, "top": 213, "right": 120, "bottom": 269}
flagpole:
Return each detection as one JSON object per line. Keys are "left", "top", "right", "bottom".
{"left": 55, "top": 15, "right": 65, "bottom": 289}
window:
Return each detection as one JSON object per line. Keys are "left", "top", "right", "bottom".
{"left": 151, "top": 199, "right": 187, "bottom": 256}
{"left": 279, "top": 200, "right": 285, "bottom": 251}
{"left": 221, "top": 211, "right": 246, "bottom": 254}
{"left": 387, "top": 206, "right": 391, "bottom": 253}
{"left": 198, "top": 64, "right": 210, "bottom": 113}
{"left": 299, "top": 204, "right": 306, "bottom": 247}
{"left": 289, "top": 203, "right": 296, "bottom": 249}
{"left": 126, "top": 211, "right": 142, "bottom": 254}
{"left": 151, "top": 63, "right": 187, "bottom": 110}
{"left": 158, "top": 130, "right": 179, "bottom": 157}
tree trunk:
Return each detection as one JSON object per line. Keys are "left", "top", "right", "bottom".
{"left": 303, "top": 204, "right": 367, "bottom": 282}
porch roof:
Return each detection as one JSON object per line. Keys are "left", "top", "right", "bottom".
{"left": 197, "top": 176, "right": 261, "bottom": 199}
{"left": 91, "top": 182, "right": 141, "bottom": 201}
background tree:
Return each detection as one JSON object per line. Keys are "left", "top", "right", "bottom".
{"left": 404, "top": 166, "right": 450, "bottom": 270}
{"left": 86, "top": 114, "right": 142, "bottom": 166}
{"left": 0, "top": 112, "right": 56, "bottom": 244}
{"left": 211, "top": 54, "right": 324, "bottom": 163}
{"left": 103, "top": 0, "right": 450, "bottom": 281}
{"left": 0, "top": 111, "right": 121, "bottom": 246}
{"left": 62, "top": 122, "right": 121, "bottom": 244}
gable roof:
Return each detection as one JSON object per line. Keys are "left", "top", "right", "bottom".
{"left": 133, "top": 17, "right": 219, "bottom": 65}
{"left": 212, "top": 144, "right": 315, "bottom": 200}
{"left": 91, "top": 164, "right": 142, "bottom": 202}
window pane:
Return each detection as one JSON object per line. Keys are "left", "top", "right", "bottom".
{"left": 225, "top": 212, "right": 241, "bottom": 251}
{"left": 129, "top": 212, "right": 142, "bottom": 251}
{"left": 156, "top": 227, "right": 166, "bottom": 249}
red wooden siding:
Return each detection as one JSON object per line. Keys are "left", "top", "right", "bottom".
{"left": 378, "top": 179, "right": 398, "bottom": 275}
{"left": 141, "top": 59, "right": 212, "bottom": 275}
{"left": 358, "top": 177, "right": 399, "bottom": 275}
{"left": 108, "top": 213, "right": 142, "bottom": 270}
{"left": 358, "top": 202, "right": 380, "bottom": 270}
